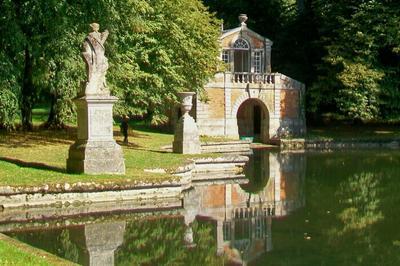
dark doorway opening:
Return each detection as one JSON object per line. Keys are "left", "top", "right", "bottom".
{"left": 253, "top": 105, "right": 261, "bottom": 135}
{"left": 237, "top": 99, "right": 268, "bottom": 142}
{"left": 234, "top": 50, "right": 250, "bottom": 73}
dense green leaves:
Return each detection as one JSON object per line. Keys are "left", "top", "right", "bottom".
{"left": 0, "top": 0, "right": 220, "bottom": 128}
{"left": 0, "top": 89, "right": 19, "bottom": 130}
{"left": 108, "top": 0, "right": 221, "bottom": 124}
{"left": 309, "top": 0, "right": 400, "bottom": 120}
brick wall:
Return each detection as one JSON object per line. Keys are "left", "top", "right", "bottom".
{"left": 203, "top": 185, "right": 226, "bottom": 208}
{"left": 206, "top": 88, "right": 225, "bottom": 119}
{"left": 280, "top": 90, "right": 299, "bottom": 119}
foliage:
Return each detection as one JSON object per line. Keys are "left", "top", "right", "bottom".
{"left": 108, "top": 0, "right": 221, "bottom": 124}
{"left": 0, "top": 0, "right": 221, "bottom": 129}
{"left": 309, "top": 0, "right": 400, "bottom": 120}
{"left": 0, "top": 89, "right": 19, "bottom": 130}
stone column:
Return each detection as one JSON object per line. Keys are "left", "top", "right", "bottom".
{"left": 173, "top": 92, "right": 201, "bottom": 154}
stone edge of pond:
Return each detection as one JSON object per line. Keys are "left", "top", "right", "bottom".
{"left": 280, "top": 138, "right": 400, "bottom": 150}
{"left": 0, "top": 233, "right": 77, "bottom": 266}
{"left": 161, "top": 140, "right": 252, "bottom": 154}
{"left": 0, "top": 155, "right": 249, "bottom": 209}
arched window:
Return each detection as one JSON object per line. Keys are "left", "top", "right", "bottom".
{"left": 233, "top": 38, "right": 250, "bottom": 50}
{"left": 232, "top": 38, "right": 250, "bottom": 73}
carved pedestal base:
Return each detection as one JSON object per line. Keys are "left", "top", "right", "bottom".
{"left": 173, "top": 113, "right": 201, "bottom": 154}
{"left": 66, "top": 96, "right": 125, "bottom": 174}
{"left": 67, "top": 140, "right": 125, "bottom": 174}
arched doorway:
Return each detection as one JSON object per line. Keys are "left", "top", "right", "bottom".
{"left": 236, "top": 98, "right": 269, "bottom": 142}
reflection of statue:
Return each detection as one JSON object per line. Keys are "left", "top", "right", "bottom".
{"left": 82, "top": 23, "right": 109, "bottom": 96}
{"left": 70, "top": 222, "right": 126, "bottom": 266}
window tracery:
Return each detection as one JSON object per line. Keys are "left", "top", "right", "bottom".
{"left": 233, "top": 38, "right": 250, "bottom": 50}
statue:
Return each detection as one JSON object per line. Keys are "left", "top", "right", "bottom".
{"left": 82, "top": 23, "right": 110, "bottom": 96}
{"left": 67, "top": 23, "right": 125, "bottom": 175}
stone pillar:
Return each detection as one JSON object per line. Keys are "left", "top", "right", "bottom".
{"left": 173, "top": 92, "right": 201, "bottom": 154}
{"left": 70, "top": 222, "right": 126, "bottom": 266}
{"left": 67, "top": 96, "right": 125, "bottom": 174}
{"left": 66, "top": 23, "right": 125, "bottom": 174}
{"left": 269, "top": 73, "right": 282, "bottom": 139}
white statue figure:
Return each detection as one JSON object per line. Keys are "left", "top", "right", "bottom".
{"left": 82, "top": 23, "right": 110, "bottom": 96}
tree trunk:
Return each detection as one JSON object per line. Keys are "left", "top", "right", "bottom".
{"left": 21, "top": 47, "right": 34, "bottom": 130}
{"left": 44, "top": 93, "right": 66, "bottom": 129}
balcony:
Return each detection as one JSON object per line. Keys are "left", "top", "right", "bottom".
{"left": 231, "top": 72, "right": 275, "bottom": 84}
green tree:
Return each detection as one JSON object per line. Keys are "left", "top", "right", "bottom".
{"left": 309, "top": 0, "right": 400, "bottom": 120}
{"left": 0, "top": 0, "right": 221, "bottom": 129}
{"left": 0, "top": 0, "right": 83, "bottom": 129}
{"left": 107, "top": 0, "right": 221, "bottom": 124}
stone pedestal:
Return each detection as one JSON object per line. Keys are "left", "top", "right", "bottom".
{"left": 173, "top": 92, "right": 201, "bottom": 154}
{"left": 67, "top": 96, "right": 125, "bottom": 174}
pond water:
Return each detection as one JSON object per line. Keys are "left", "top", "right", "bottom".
{"left": 1, "top": 149, "right": 400, "bottom": 265}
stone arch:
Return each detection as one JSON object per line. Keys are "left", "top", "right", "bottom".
{"left": 231, "top": 92, "right": 271, "bottom": 119}
{"left": 229, "top": 33, "right": 256, "bottom": 49}
{"left": 233, "top": 93, "right": 270, "bottom": 142}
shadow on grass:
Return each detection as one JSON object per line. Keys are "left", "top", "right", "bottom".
{"left": 0, "top": 157, "right": 66, "bottom": 173}
{"left": 116, "top": 140, "right": 141, "bottom": 149}
{"left": 0, "top": 126, "right": 153, "bottom": 149}
{"left": 0, "top": 127, "right": 77, "bottom": 148}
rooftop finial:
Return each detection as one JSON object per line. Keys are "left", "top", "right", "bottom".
{"left": 238, "top": 14, "right": 248, "bottom": 26}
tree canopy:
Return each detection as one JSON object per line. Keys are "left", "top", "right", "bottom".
{"left": 0, "top": 0, "right": 220, "bottom": 129}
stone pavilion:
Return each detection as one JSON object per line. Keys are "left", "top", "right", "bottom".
{"left": 177, "top": 14, "right": 306, "bottom": 143}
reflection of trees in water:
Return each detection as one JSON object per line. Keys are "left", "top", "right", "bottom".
{"left": 253, "top": 152, "right": 400, "bottom": 265}
{"left": 115, "top": 218, "right": 224, "bottom": 265}
{"left": 8, "top": 218, "right": 225, "bottom": 265}
{"left": 8, "top": 228, "right": 79, "bottom": 263}
{"left": 326, "top": 160, "right": 400, "bottom": 265}
{"left": 335, "top": 172, "right": 383, "bottom": 233}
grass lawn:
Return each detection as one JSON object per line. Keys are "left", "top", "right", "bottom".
{"left": 0, "top": 234, "right": 76, "bottom": 266}
{"left": 0, "top": 123, "right": 212, "bottom": 187}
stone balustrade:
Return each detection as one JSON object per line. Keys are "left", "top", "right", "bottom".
{"left": 231, "top": 72, "right": 275, "bottom": 84}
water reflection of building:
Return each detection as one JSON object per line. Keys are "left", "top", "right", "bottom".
{"left": 184, "top": 151, "right": 306, "bottom": 264}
